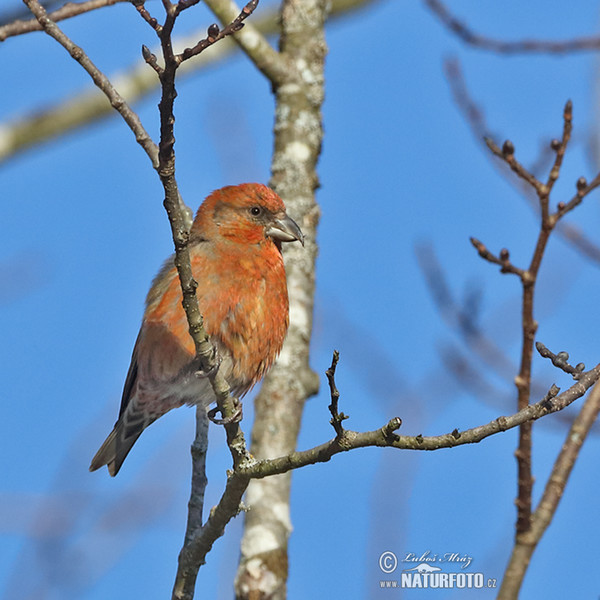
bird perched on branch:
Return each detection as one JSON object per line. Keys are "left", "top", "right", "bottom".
{"left": 90, "top": 183, "right": 304, "bottom": 476}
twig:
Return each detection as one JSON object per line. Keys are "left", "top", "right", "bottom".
{"left": 153, "top": 0, "right": 253, "bottom": 460}
{"left": 535, "top": 342, "right": 585, "bottom": 379}
{"left": 0, "top": 0, "right": 128, "bottom": 41}
{"left": 326, "top": 350, "right": 349, "bottom": 437}
{"left": 174, "top": 357, "right": 600, "bottom": 596}
{"left": 0, "top": 0, "right": 373, "bottom": 164}
{"left": 469, "top": 237, "right": 525, "bottom": 278}
{"left": 542, "top": 102, "right": 573, "bottom": 219}
{"left": 173, "top": 471, "right": 250, "bottom": 600}
{"left": 555, "top": 171, "right": 600, "bottom": 221}
{"left": 498, "top": 382, "right": 600, "bottom": 598}
{"left": 415, "top": 242, "right": 518, "bottom": 383}
{"left": 473, "top": 101, "right": 600, "bottom": 539}
{"left": 141, "top": 44, "right": 162, "bottom": 74}
{"left": 444, "top": 58, "right": 600, "bottom": 266}
{"left": 204, "top": 0, "right": 289, "bottom": 85}
{"left": 484, "top": 137, "right": 544, "bottom": 195}
{"left": 248, "top": 362, "right": 600, "bottom": 472}
{"left": 22, "top": 0, "right": 159, "bottom": 168}
{"left": 134, "top": 3, "right": 162, "bottom": 33}
{"left": 23, "top": 0, "right": 258, "bottom": 594}
{"left": 426, "top": 0, "right": 600, "bottom": 55}
{"left": 177, "top": 0, "right": 258, "bottom": 64}
{"left": 182, "top": 408, "right": 209, "bottom": 545}
{"left": 128, "top": 3, "right": 263, "bottom": 597}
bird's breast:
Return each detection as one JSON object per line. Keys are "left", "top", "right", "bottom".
{"left": 143, "top": 242, "right": 290, "bottom": 396}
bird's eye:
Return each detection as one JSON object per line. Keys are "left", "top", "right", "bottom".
{"left": 249, "top": 206, "right": 262, "bottom": 216}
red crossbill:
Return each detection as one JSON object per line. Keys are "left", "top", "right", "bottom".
{"left": 90, "top": 183, "right": 303, "bottom": 475}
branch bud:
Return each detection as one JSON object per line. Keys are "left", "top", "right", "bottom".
{"left": 502, "top": 140, "right": 515, "bottom": 157}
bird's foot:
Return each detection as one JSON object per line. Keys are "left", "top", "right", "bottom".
{"left": 207, "top": 398, "right": 243, "bottom": 425}
{"left": 194, "top": 353, "right": 221, "bottom": 379}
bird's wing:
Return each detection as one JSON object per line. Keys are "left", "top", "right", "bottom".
{"left": 118, "top": 329, "right": 141, "bottom": 418}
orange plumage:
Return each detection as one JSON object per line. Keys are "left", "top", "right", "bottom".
{"left": 90, "top": 183, "right": 303, "bottom": 476}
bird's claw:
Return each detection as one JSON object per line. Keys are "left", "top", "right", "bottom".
{"left": 207, "top": 399, "right": 243, "bottom": 425}
{"left": 194, "top": 354, "right": 221, "bottom": 379}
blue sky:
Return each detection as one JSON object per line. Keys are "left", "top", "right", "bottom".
{"left": 2, "top": 1, "right": 600, "bottom": 598}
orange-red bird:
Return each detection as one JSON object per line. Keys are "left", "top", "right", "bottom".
{"left": 90, "top": 183, "right": 303, "bottom": 476}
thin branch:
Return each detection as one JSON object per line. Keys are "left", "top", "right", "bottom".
{"left": 248, "top": 362, "right": 600, "bottom": 472}
{"left": 21, "top": 0, "right": 159, "bottom": 168}
{"left": 484, "top": 136, "right": 544, "bottom": 195}
{"left": 0, "top": 0, "right": 372, "bottom": 164}
{"left": 182, "top": 408, "right": 209, "bottom": 546}
{"left": 535, "top": 382, "right": 600, "bottom": 535}
{"left": 555, "top": 170, "right": 600, "bottom": 221}
{"left": 177, "top": 0, "right": 259, "bottom": 64}
{"left": 416, "top": 241, "right": 518, "bottom": 383}
{"left": 137, "top": 1, "right": 252, "bottom": 594}
{"left": 542, "top": 101, "right": 573, "bottom": 219}
{"left": 134, "top": 2, "right": 162, "bottom": 33}
{"left": 175, "top": 358, "right": 600, "bottom": 579}
{"left": 469, "top": 237, "right": 525, "bottom": 278}
{"left": 204, "top": 0, "right": 289, "bottom": 85}
{"left": 0, "top": 0, "right": 128, "bottom": 41}
{"left": 326, "top": 350, "right": 350, "bottom": 437}
{"left": 23, "top": 0, "right": 257, "bottom": 594}
{"left": 130, "top": 0, "right": 253, "bottom": 471}
{"left": 175, "top": 0, "right": 203, "bottom": 16}
{"left": 444, "top": 58, "right": 600, "bottom": 267}
{"left": 174, "top": 471, "right": 251, "bottom": 599}
{"left": 128, "top": 2, "right": 262, "bottom": 597}
{"left": 473, "top": 101, "right": 600, "bottom": 540}
{"left": 536, "top": 342, "right": 586, "bottom": 379}
{"left": 141, "top": 44, "right": 162, "bottom": 75}
{"left": 425, "top": 0, "right": 600, "bottom": 55}
{"left": 2, "top": 0, "right": 63, "bottom": 24}
{"left": 498, "top": 382, "right": 600, "bottom": 599}
{"left": 169, "top": 347, "right": 600, "bottom": 599}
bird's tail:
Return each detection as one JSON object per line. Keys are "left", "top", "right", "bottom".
{"left": 89, "top": 421, "right": 142, "bottom": 477}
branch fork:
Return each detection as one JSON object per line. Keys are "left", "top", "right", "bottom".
{"left": 326, "top": 350, "right": 350, "bottom": 437}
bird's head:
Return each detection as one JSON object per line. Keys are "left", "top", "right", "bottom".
{"left": 191, "top": 183, "right": 304, "bottom": 248}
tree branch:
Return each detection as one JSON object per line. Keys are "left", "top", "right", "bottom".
{"left": 484, "top": 136, "right": 545, "bottom": 195}
{"left": 0, "top": 0, "right": 128, "bottom": 41}
{"left": 177, "top": 0, "right": 260, "bottom": 64}
{"left": 204, "top": 0, "right": 289, "bottom": 85}
{"left": 23, "top": 0, "right": 259, "bottom": 595}
{"left": 426, "top": 0, "right": 600, "bottom": 54}
{"left": 132, "top": 2, "right": 262, "bottom": 596}
{"left": 498, "top": 382, "right": 600, "bottom": 598}
{"left": 444, "top": 57, "right": 600, "bottom": 267}
{"left": 247, "top": 362, "right": 600, "bottom": 472}
{"left": 233, "top": 0, "right": 326, "bottom": 596}
{"left": 170, "top": 357, "right": 600, "bottom": 591}
{"left": 182, "top": 408, "right": 209, "bottom": 546}
{"left": 469, "top": 237, "right": 525, "bottom": 278}
{"left": 0, "top": 0, "right": 371, "bottom": 165}
{"left": 326, "top": 350, "right": 350, "bottom": 437}
{"left": 22, "top": 0, "right": 159, "bottom": 168}
{"left": 472, "top": 101, "right": 600, "bottom": 538}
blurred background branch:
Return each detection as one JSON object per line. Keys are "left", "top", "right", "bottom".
{"left": 425, "top": 0, "right": 600, "bottom": 54}
{"left": 0, "top": 0, "right": 374, "bottom": 164}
